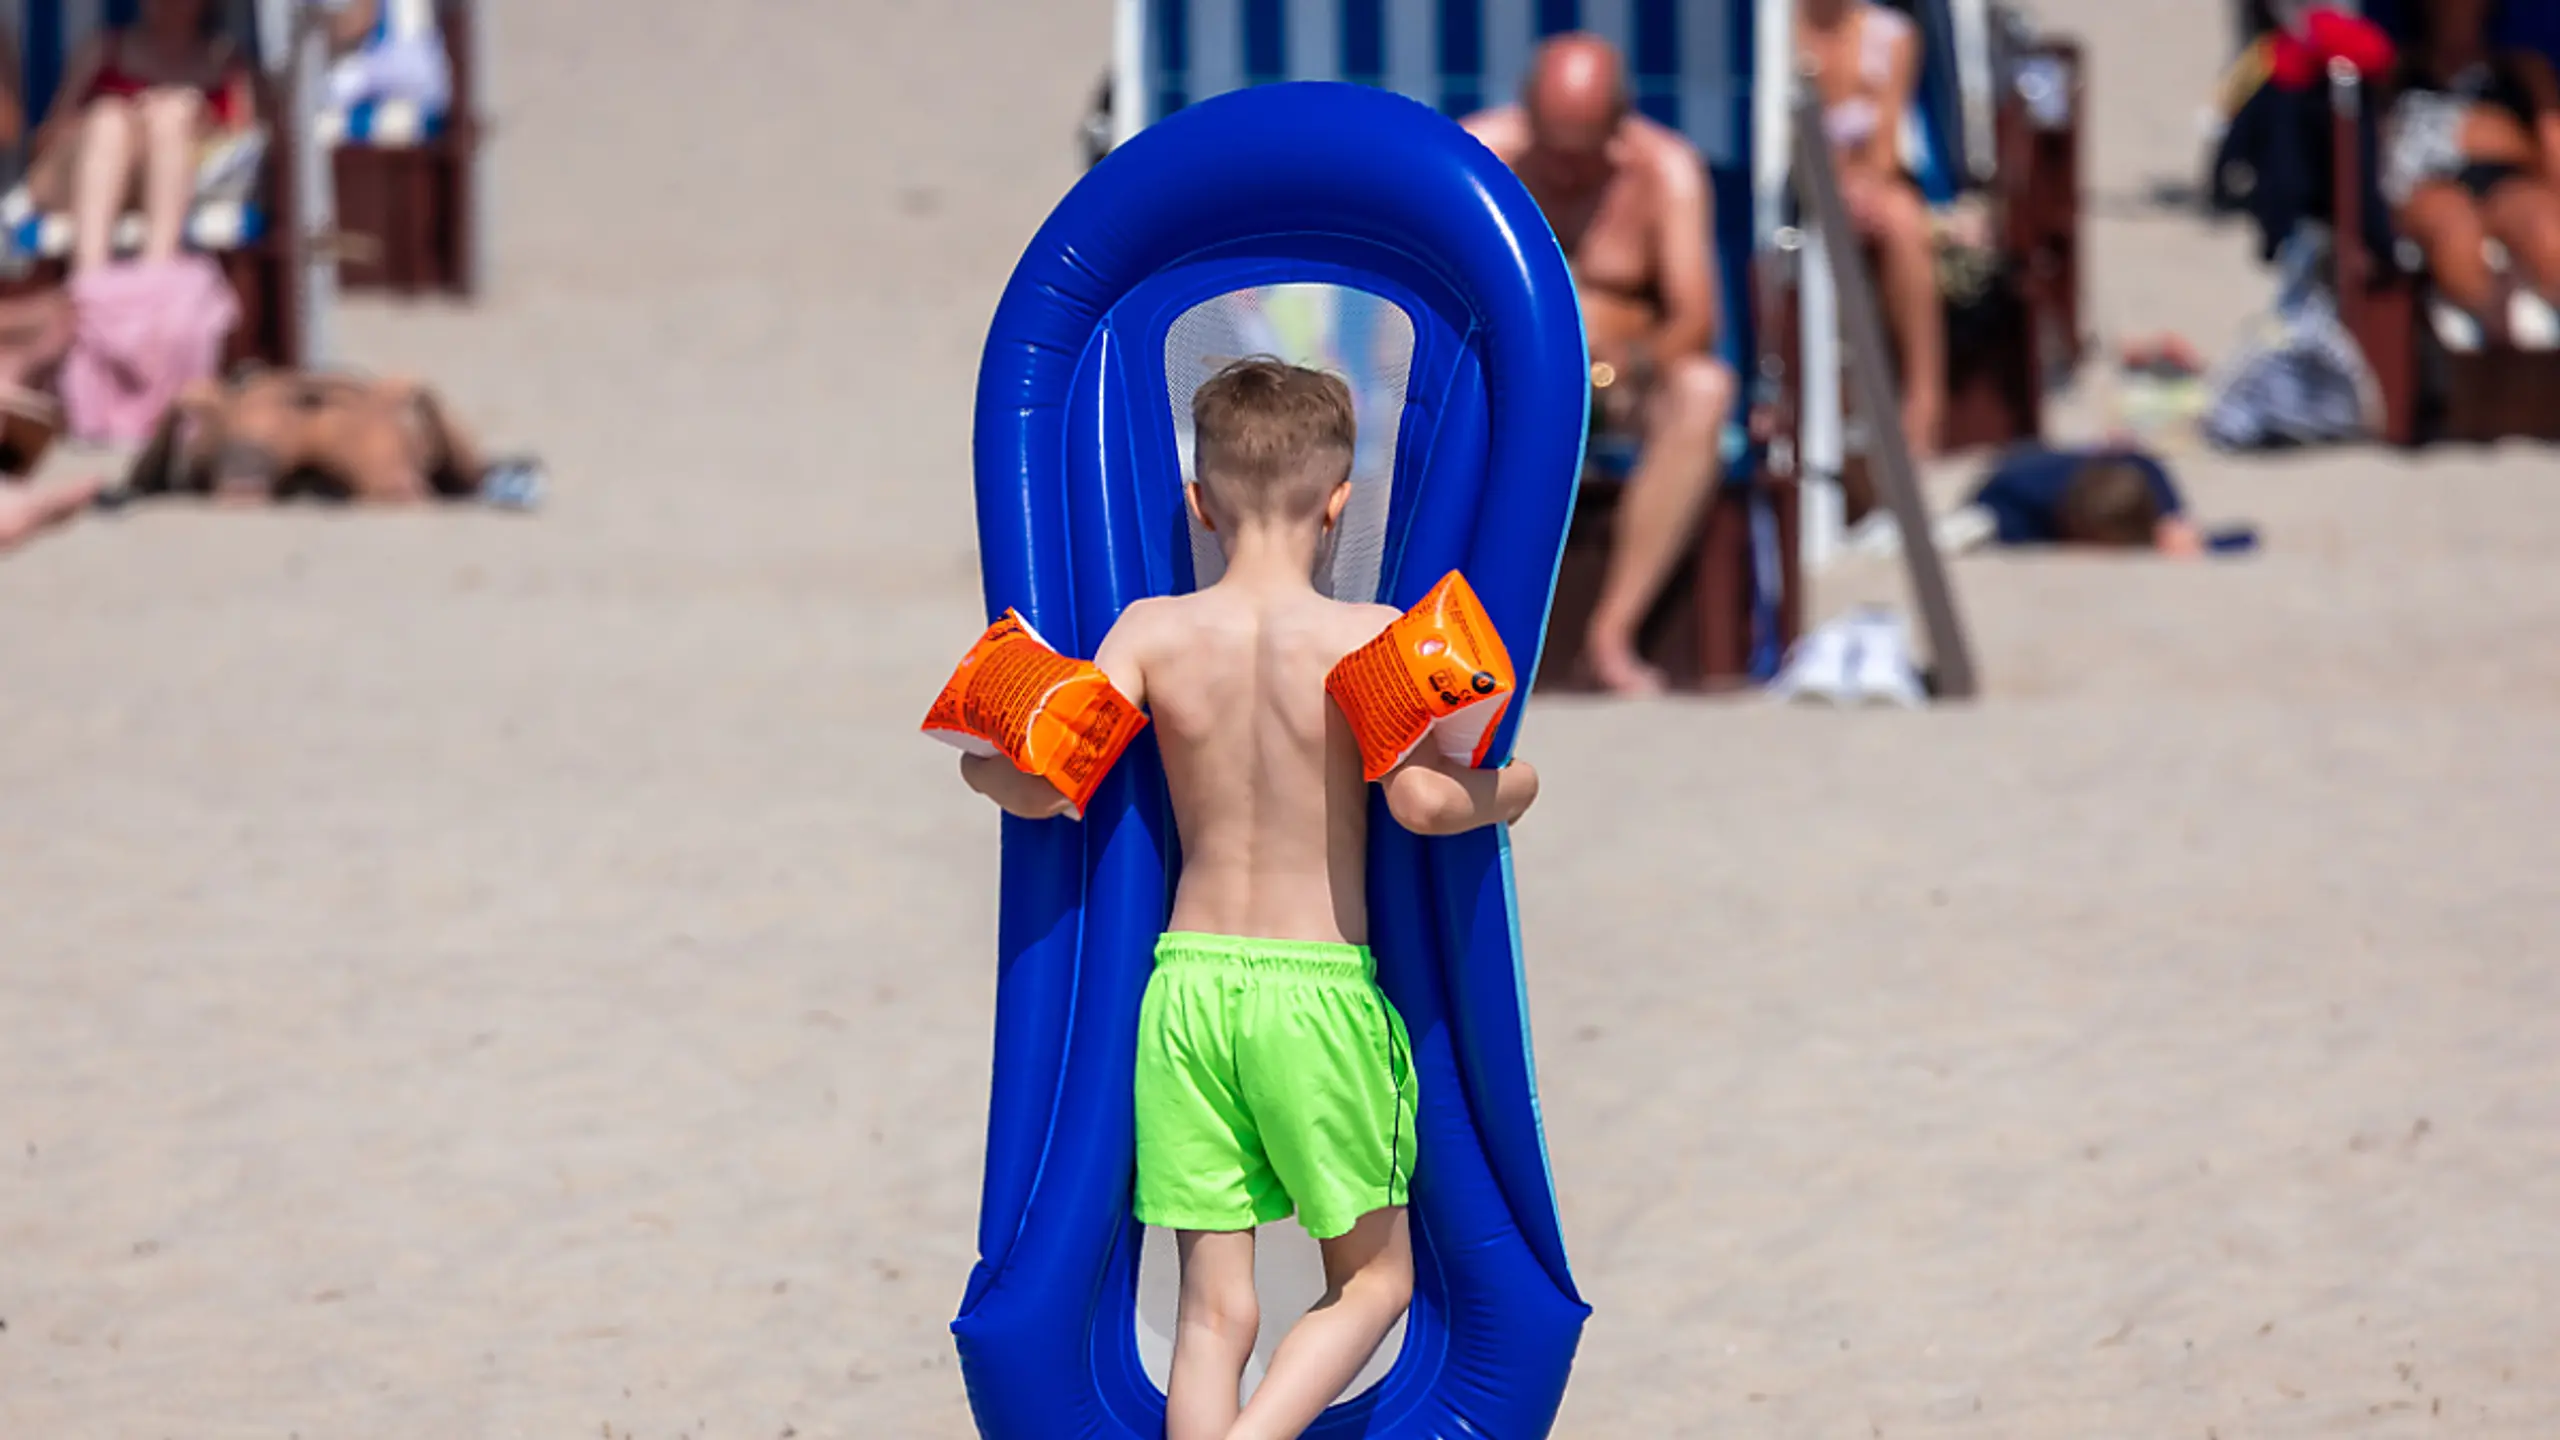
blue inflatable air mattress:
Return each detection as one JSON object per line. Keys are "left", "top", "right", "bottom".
{"left": 953, "top": 81, "right": 1591, "bottom": 1438}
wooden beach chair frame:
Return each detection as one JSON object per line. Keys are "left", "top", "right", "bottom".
{"left": 329, "top": 0, "right": 482, "bottom": 296}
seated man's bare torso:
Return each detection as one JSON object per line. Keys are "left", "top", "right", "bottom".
{"left": 1464, "top": 105, "right": 1691, "bottom": 358}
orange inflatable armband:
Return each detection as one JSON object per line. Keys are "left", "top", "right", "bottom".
{"left": 921, "top": 610, "right": 1149, "bottom": 815}
{"left": 1326, "top": 571, "right": 1517, "bottom": 782}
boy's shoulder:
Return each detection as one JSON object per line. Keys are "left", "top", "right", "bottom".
{"left": 1108, "top": 592, "right": 1397, "bottom": 664}
{"left": 1332, "top": 597, "right": 1403, "bottom": 642}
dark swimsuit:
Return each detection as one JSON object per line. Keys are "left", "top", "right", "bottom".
{"left": 2395, "top": 52, "right": 2547, "bottom": 200}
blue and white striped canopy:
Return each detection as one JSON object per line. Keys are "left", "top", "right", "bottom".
{"left": 1129, "top": 0, "right": 1769, "bottom": 394}
{"left": 1139, "top": 0, "right": 1755, "bottom": 172}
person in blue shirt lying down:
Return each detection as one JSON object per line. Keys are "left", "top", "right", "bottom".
{"left": 1968, "top": 445, "right": 2210, "bottom": 556}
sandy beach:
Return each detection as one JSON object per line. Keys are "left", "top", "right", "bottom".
{"left": 3, "top": 1, "right": 2556, "bottom": 1435}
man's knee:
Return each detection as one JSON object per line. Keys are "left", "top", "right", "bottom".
{"left": 1646, "top": 355, "right": 1735, "bottom": 443}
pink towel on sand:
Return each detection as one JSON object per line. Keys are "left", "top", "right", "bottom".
{"left": 61, "top": 258, "right": 240, "bottom": 446}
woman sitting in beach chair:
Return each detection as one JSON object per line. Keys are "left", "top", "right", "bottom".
{"left": 22, "top": 0, "right": 261, "bottom": 277}
{"left": 2381, "top": 0, "right": 2560, "bottom": 349}
{"left": 1798, "top": 0, "right": 1949, "bottom": 457}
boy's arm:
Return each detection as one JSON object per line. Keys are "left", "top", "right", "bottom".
{"left": 959, "top": 752, "right": 1076, "bottom": 819}
{"left": 1382, "top": 748, "right": 1540, "bottom": 837}
{"left": 1647, "top": 145, "right": 1720, "bottom": 372}
{"left": 1089, "top": 602, "right": 1152, "bottom": 714}
{"left": 959, "top": 604, "right": 1153, "bottom": 822}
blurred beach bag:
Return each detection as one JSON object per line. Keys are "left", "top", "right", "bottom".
{"left": 2201, "top": 231, "right": 2381, "bottom": 450}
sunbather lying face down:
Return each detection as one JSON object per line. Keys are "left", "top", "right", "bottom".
{"left": 128, "top": 370, "right": 505, "bottom": 505}
{"left": 1462, "top": 34, "right": 1738, "bottom": 695}
{"left": 1971, "top": 448, "right": 2206, "bottom": 557}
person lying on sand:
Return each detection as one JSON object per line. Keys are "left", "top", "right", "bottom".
{"left": 1843, "top": 445, "right": 2256, "bottom": 560}
{"left": 117, "top": 367, "right": 542, "bottom": 508}
{"left": 1969, "top": 445, "right": 2209, "bottom": 555}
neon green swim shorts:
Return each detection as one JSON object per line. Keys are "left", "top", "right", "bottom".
{"left": 1133, "top": 932, "right": 1418, "bottom": 1241}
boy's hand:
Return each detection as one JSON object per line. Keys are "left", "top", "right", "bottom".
{"left": 960, "top": 753, "right": 1078, "bottom": 821}
{"left": 1382, "top": 751, "right": 1539, "bottom": 836}
{"left": 1497, "top": 757, "right": 1540, "bottom": 826}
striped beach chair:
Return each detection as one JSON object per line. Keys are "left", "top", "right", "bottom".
{"left": 318, "top": 0, "right": 480, "bottom": 294}
{"left": 1108, "top": 0, "right": 1799, "bottom": 686}
{"left": 1, "top": 0, "right": 271, "bottom": 262}
{"left": 0, "top": 0, "right": 324, "bottom": 364}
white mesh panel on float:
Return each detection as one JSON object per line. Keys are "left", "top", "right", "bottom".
{"left": 1163, "top": 284, "right": 1418, "bottom": 602}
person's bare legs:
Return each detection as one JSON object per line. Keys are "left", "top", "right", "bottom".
{"left": 1583, "top": 354, "right": 1734, "bottom": 695}
{"left": 0, "top": 475, "right": 105, "bottom": 550}
{"left": 2482, "top": 177, "right": 2560, "bottom": 302}
{"left": 68, "top": 97, "right": 141, "bottom": 275}
{"left": 1165, "top": 1229, "right": 1259, "bottom": 1440}
{"left": 2399, "top": 182, "right": 2503, "bottom": 329}
{"left": 1862, "top": 177, "right": 1945, "bottom": 459}
{"left": 1226, "top": 1208, "right": 1413, "bottom": 1440}
{"left": 135, "top": 88, "right": 204, "bottom": 266}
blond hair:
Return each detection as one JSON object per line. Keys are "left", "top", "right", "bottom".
{"left": 1190, "top": 357, "right": 1356, "bottom": 522}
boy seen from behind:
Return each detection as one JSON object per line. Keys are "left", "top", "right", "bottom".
{"left": 959, "top": 358, "right": 1539, "bottom": 1440}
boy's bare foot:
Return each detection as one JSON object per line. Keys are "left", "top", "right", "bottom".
{"left": 0, "top": 474, "right": 106, "bottom": 551}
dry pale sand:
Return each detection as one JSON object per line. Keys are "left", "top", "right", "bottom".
{"left": 4, "top": 1, "right": 2557, "bottom": 1436}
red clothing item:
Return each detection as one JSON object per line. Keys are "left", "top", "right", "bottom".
{"left": 85, "top": 32, "right": 247, "bottom": 127}
{"left": 2270, "top": 8, "right": 2396, "bottom": 91}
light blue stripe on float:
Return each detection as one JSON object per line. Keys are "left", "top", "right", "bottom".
{"left": 1495, "top": 825, "right": 1572, "bottom": 1271}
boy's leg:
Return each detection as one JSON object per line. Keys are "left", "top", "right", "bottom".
{"left": 1167, "top": 1228, "right": 1259, "bottom": 1440}
{"left": 1225, "top": 1208, "right": 1413, "bottom": 1440}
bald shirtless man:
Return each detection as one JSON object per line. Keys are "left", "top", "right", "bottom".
{"left": 1465, "top": 33, "right": 1736, "bottom": 696}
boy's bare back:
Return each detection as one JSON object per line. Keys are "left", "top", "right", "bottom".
{"left": 959, "top": 356, "right": 1536, "bottom": 946}
{"left": 1097, "top": 587, "right": 1398, "bottom": 947}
